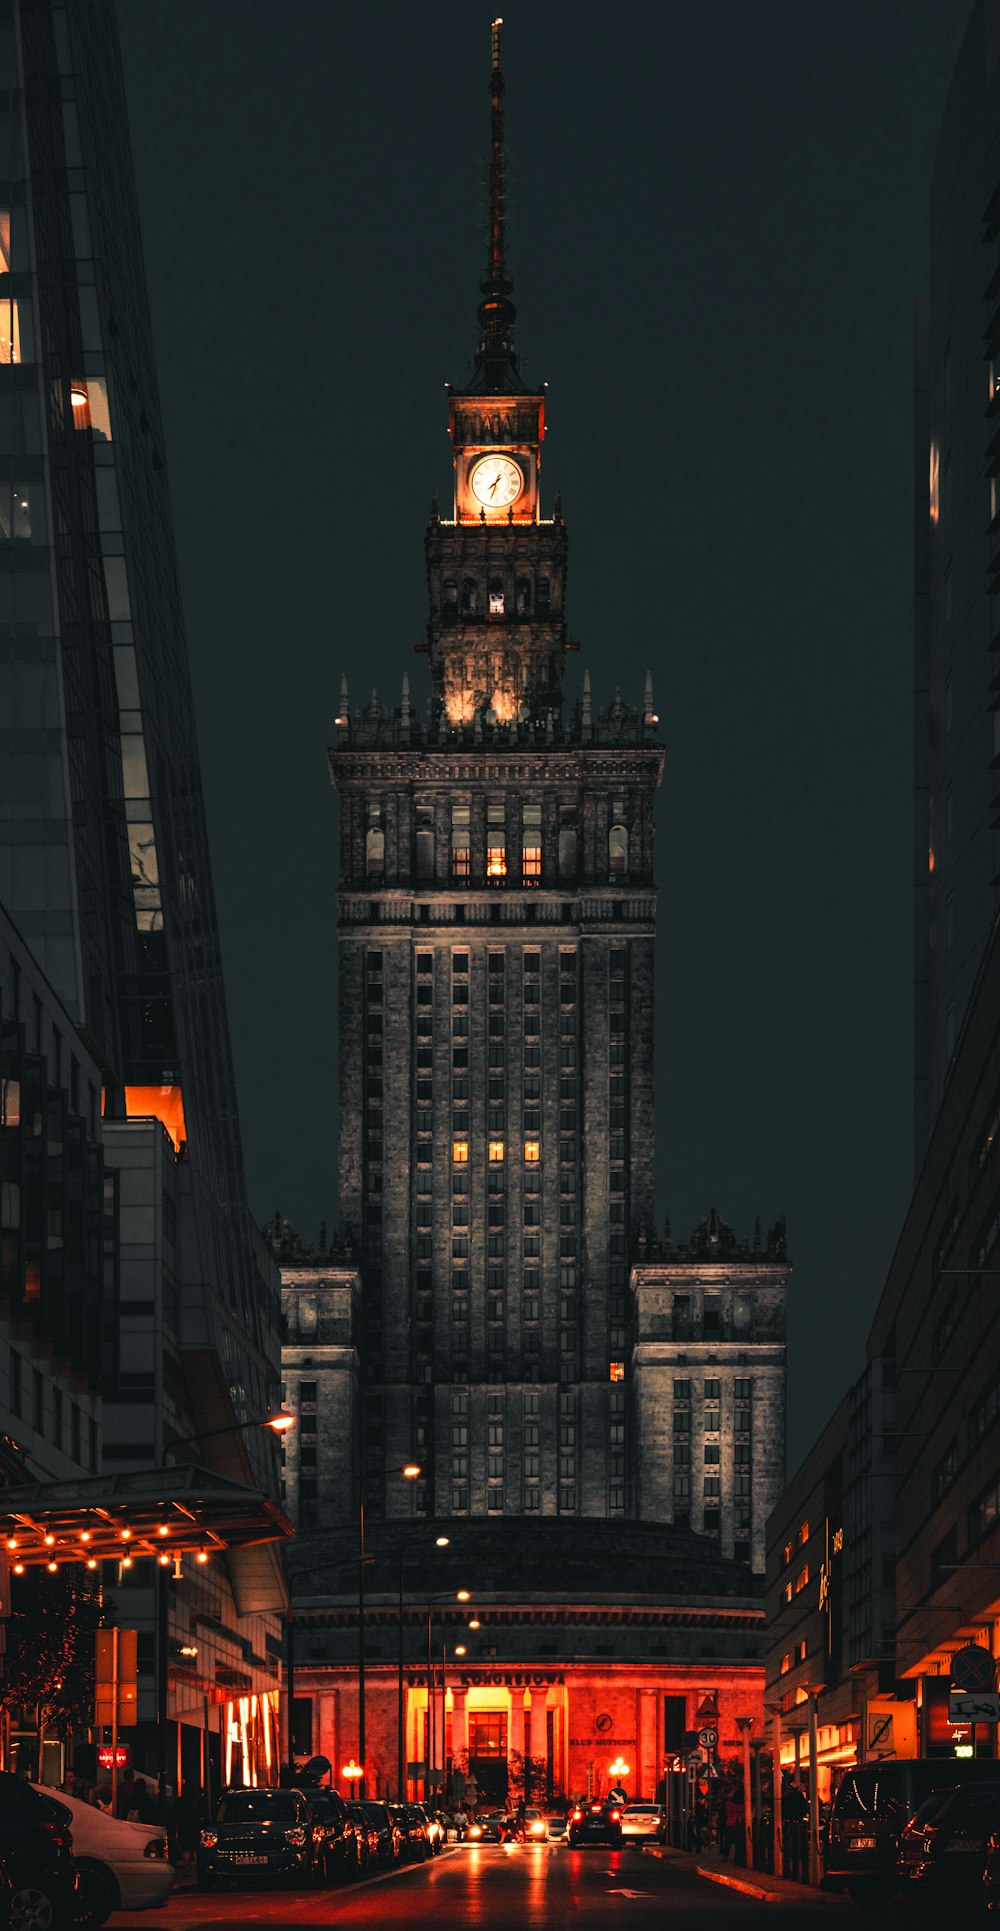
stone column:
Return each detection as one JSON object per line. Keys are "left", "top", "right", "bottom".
{"left": 529, "top": 1693, "right": 548, "bottom": 1788}
{"left": 452, "top": 1687, "right": 468, "bottom": 1775}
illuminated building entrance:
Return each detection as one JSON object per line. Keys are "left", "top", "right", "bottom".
{"left": 468, "top": 1710, "right": 508, "bottom": 1804}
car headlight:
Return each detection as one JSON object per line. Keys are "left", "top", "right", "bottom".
{"left": 530, "top": 1822, "right": 545, "bottom": 1836}
{"left": 468, "top": 1824, "right": 482, "bottom": 1838}
{"left": 199, "top": 1830, "right": 218, "bottom": 1849}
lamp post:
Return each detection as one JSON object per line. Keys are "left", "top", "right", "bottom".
{"left": 395, "top": 1463, "right": 424, "bottom": 1800}
{"left": 424, "top": 1591, "right": 472, "bottom": 1804}
{"left": 157, "top": 1411, "right": 294, "bottom": 1817}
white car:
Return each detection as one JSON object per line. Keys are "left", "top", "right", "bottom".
{"left": 36, "top": 1787, "right": 175, "bottom": 1927}
{"left": 620, "top": 1802, "right": 666, "bottom": 1842}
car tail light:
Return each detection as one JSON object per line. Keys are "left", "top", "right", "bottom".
{"left": 590, "top": 1804, "right": 601, "bottom": 1813}
{"left": 37, "top": 1820, "right": 70, "bottom": 1852}
{"left": 200, "top": 1830, "right": 218, "bottom": 1848}
{"left": 571, "top": 1809, "right": 583, "bottom": 1821}
{"left": 143, "top": 1838, "right": 166, "bottom": 1860}
{"left": 610, "top": 1809, "right": 622, "bottom": 1822}
{"left": 285, "top": 1826, "right": 307, "bottom": 1847}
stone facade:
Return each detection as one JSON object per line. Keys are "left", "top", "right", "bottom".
{"left": 630, "top": 1211, "right": 789, "bottom": 1574}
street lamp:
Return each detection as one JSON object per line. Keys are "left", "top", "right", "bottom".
{"left": 425, "top": 1592, "right": 472, "bottom": 1805}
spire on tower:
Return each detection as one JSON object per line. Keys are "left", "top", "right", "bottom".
{"left": 475, "top": 18, "right": 519, "bottom": 380}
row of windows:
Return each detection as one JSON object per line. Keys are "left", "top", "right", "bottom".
{"left": 8, "top": 1346, "right": 96, "bottom": 1468}
{"left": 365, "top": 803, "right": 632, "bottom": 882}
{"left": 440, "top": 575, "right": 553, "bottom": 620}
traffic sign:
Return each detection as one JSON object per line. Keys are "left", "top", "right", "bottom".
{"left": 951, "top": 1645, "right": 997, "bottom": 1693}
{"left": 695, "top": 1695, "right": 719, "bottom": 1723}
{"left": 698, "top": 1727, "right": 719, "bottom": 1750}
{"left": 950, "top": 1690, "right": 1000, "bottom": 1724}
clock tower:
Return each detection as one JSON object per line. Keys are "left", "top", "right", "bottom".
{"left": 425, "top": 20, "right": 570, "bottom": 730}
{"left": 329, "top": 20, "right": 663, "bottom": 1528}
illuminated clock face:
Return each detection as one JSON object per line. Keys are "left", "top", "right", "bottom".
{"left": 470, "top": 455, "right": 524, "bottom": 509}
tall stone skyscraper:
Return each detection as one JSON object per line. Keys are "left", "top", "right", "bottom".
{"left": 330, "top": 22, "right": 664, "bottom": 1525}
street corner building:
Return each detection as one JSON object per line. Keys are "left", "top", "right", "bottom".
{"left": 278, "top": 21, "right": 790, "bottom": 1803}
{"left": 0, "top": 0, "right": 288, "bottom": 1793}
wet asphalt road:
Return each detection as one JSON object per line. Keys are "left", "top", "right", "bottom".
{"left": 108, "top": 1843, "right": 856, "bottom": 1929}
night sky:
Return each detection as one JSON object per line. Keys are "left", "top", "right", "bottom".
{"left": 116, "top": 1, "right": 972, "bottom": 1471}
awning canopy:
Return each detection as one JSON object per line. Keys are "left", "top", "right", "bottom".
{"left": 0, "top": 1463, "right": 294, "bottom": 1572}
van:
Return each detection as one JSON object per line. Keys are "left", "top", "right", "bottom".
{"left": 827, "top": 1759, "right": 1000, "bottom": 1904}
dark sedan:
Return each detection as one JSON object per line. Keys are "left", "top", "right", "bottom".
{"left": 899, "top": 1782, "right": 1000, "bottom": 1907}
{"left": 300, "top": 1789, "right": 357, "bottom": 1882}
{"left": 197, "top": 1789, "right": 318, "bottom": 1888}
{"left": 358, "top": 1801, "right": 402, "bottom": 1867}
{"left": 344, "top": 1802, "right": 379, "bottom": 1872}
{"left": 0, "top": 1774, "right": 76, "bottom": 1931}
{"left": 568, "top": 1800, "right": 624, "bottom": 1847}
{"left": 390, "top": 1805, "right": 432, "bottom": 1862}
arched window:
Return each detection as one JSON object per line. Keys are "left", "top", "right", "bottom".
{"left": 608, "top": 822, "right": 628, "bottom": 878}
{"left": 461, "top": 578, "right": 478, "bottom": 614}
{"left": 516, "top": 577, "right": 532, "bottom": 615}
{"left": 535, "top": 576, "right": 550, "bottom": 616}
{"left": 366, "top": 825, "right": 385, "bottom": 877}
{"left": 489, "top": 577, "right": 504, "bottom": 615}
{"left": 415, "top": 806, "right": 435, "bottom": 881}
{"left": 442, "top": 578, "right": 458, "bottom": 623}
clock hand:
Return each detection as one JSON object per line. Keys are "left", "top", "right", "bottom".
{"left": 489, "top": 476, "right": 500, "bottom": 497}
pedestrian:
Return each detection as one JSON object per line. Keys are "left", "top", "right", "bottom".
{"left": 454, "top": 1804, "right": 468, "bottom": 1840}
{"left": 172, "top": 1784, "right": 206, "bottom": 1871}
{"left": 725, "top": 1789, "right": 744, "bottom": 1863}
{"left": 93, "top": 1783, "right": 113, "bottom": 1815}
{"left": 781, "top": 1775, "right": 808, "bottom": 1883}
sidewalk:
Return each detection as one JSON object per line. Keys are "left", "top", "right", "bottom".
{"left": 644, "top": 1843, "right": 845, "bottom": 1906}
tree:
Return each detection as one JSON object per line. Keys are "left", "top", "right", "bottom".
{"left": 0, "top": 1571, "right": 110, "bottom": 1773}
{"left": 508, "top": 1749, "right": 546, "bottom": 1807}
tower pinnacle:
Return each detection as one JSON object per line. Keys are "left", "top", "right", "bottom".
{"left": 476, "top": 18, "right": 519, "bottom": 383}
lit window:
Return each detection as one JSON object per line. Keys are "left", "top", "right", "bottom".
{"left": 794, "top": 1564, "right": 809, "bottom": 1594}
{"left": 487, "top": 803, "right": 506, "bottom": 880}
{"left": 452, "top": 1140, "right": 469, "bottom": 1164}
{"left": 522, "top": 803, "right": 542, "bottom": 884}
{"left": 797, "top": 1520, "right": 809, "bottom": 1546}
{"left": 782, "top": 1540, "right": 792, "bottom": 1567}
{"left": 609, "top": 1361, "right": 625, "bottom": 1383}
{"left": 488, "top": 1140, "right": 505, "bottom": 1163}
{"left": 609, "top": 801, "right": 628, "bottom": 878}
{"left": 524, "top": 1140, "right": 540, "bottom": 1163}
{"left": 779, "top": 1652, "right": 791, "bottom": 1676}
{"left": 452, "top": 804, "right": 471, "bottom": 880}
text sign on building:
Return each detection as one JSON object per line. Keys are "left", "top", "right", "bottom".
{"left": 96, "top": 1745, "right": 130, "bottom": 1770}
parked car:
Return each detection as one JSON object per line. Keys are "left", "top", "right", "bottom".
{"left": 358, "top": 1802, "right": 402, "bottom": 1867}
{"left": 827, "top": 1759, "right": 1000, "bottom": 1905}
{"left": 0, "top": 1774, "right": 76, "bottom": 1931}
{"left": 344, "top": 1802, "right": 378, "bottom": 1872}
{"left": 546, "top": 1813, "right": 569, "bottom": 1843}
{"left": 414, "top": 1804, "right": 443, "bottom": 1852}
{"left": 523, "top": 1808, "right": 548, "bottom": 1841}
{"left": 390, "top": 1805, "right": 431, "bottom": 1861}
{"left": 568, "top": 1800, "right": 624, "bottom": 1847}
{"left": 35, "top": 1788, "right": 172, "bottom": 1929}
{"left": 297, "top": 1789, "right": 356, "bottom": 1882}
{"left": 197, "top": 1788, "right": 318, "bottom": 1888}
{"left": 898, "top": 1782, "right": 1000, "bottom": 1907}
{"left": 620, "top": 1802, "right": 666, "bottom": 1843}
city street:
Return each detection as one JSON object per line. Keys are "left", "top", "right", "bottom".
{"left": 107, "top": 1845, "right": 854, "bottom": 1929}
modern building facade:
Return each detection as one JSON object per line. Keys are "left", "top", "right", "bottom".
{"left": 915, "top": 0, "right": 1000, "bottom": 1155}
{"left": 0, "top": 0, "right": 286, "bottom": 1776}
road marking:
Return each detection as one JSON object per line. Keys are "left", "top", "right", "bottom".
{"left": 607, "top": 1889, "right": 649, "bottom": 1898}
